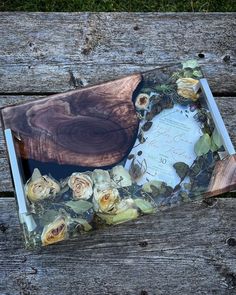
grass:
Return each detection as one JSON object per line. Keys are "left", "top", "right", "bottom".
{"left": 0, "top": 0, "right": 236, "bottom": 12}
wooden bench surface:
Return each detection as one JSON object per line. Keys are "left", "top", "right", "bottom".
{"left": 0, "top": 12, "right": 236, "bottom": 295}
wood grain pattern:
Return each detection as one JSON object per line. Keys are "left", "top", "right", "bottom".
{"left": 1, "top": 197, "right": 236, "bottom": 295}
{"left": 207, "top": 155, "right": 236, "bottom": 197}
{"left": 1, "top": 74, "right": 141, "bottom": 166}
{"left": 1, "top": 96, "right": 235, "bottom": 194}
{"left": 0, "top": 13, "right": 235, "bottom": 94}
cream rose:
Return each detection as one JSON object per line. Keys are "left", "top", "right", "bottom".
{"left": 25, "top": 170, "right": 60, "bottom": 202}
{"left": 68, "top": 173, "right": 93, "bottom": 200}
{"left": 41, "top": 216, "right": 67, "bottom": 246}
{"left": 93, "top": 188, "right": 120, "bottom": 214}
{"left": 176, "top": 78, "right": 200, "bottom": 101}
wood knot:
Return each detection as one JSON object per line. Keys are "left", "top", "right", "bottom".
{"left": 226, "top": 237, "right": 236, "bottom": 246}
{"left": 225, "top": 273, "right": 236, "bottom": 288}
{"left": 81, "top": 47, "right": 91, "bottom": 55}
{"left": 133, "top": 25, "right": 140, "bottom": 31}
{"left": 0, "top": 223, "right": 9, "bottom": 233}
{"left": 139, "top": 240, "right": 148, "bottom": 247}
{"left": 198, "top": 53, "right": 205, "bottom": 58}
{"left": 223, "top": 55, "right": 231, "bottom": 62}
{"left": 29, "top": 267, "right": 38, "bottom": 275}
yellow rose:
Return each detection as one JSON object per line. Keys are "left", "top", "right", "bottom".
{"left": 68, "top": 173, "right": 93, "bottom": 200}
{"left": 93, "top": 188, "right": 120, "bottom": 214}
{"left": 176, "top": 78, "right": 200, "bottom": 101}
{"left": 41, "top": 216, "right": 67, "bottom": 246}
{"left": 25, "top": 174, "right": 60, "bottom": 202}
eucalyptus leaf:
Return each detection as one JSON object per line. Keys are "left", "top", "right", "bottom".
{"left": 192, "top": 70, "right": 203, "bottom": 78}
{"left": 179, "top": 191, "right": 189, "bottom": 202}
{"left": 58, "top": 185, "right": 70, "bottom": 195}
{"left": 182, "top": 60, "right": 198, "bottom": 69}
{"left": 40, "top": 210, "right": 59, "bottom": 226}
{"left": 142, "top": 180, "right": 163, "bottom": 193}
{"left": 183, "top": 182, "right": 192, "bottom": 190}
{"left": 173, "top": 162, "right": 189, "bottom": 180}
{"left": 142, "top": 121, "right": 153, "bottom": 132}
{"left": 134, "top": 198, "right": 156, "bottom": 213}
{"left": 31, "top": 168, "right": 42, "bottom": 181}
{"left": 161, "top": 185, "right": 174, "bottom": 197}
{"left": 74, "top": 218, "right": 92, "bottom": 232}
{"left": 210, "top": 139, "right": 219, "bottom": 152}
{"left": 97, "top": 208, "right": 139, "bottom": 225}
{"left": 183, "top": 69, "right": 193, "bottom": 78}
{"left": 66, "top": 200, "right": 93, "bottom": 214}
{"left": 212, "top": 128, "right": 223, "bottom": 149}
{"left": 190, "top": 158, "right": 203, "bottom": 176}
{"left": 149, "top": 185, "right": 160, "bottom": 196}
{"left": 194, "top": 134, "right": 211, "bottom": 156}
{"left": 154, "top": 84, "right": 172, "bottom": 93}
{"left": 141, "top": 87, "right": 156, "bottom": 94}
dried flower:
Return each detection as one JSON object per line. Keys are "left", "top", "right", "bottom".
{"left": 93, "top": 188, "right": 120, "bottom": 214}
{"left": 176, "top": 78, "right": 200, "bottom": 101}
{"left": 41, "top": 216, "right": 67, "bottom": 246}
{"left": 129, "top": 158, "right": 147, "bottom": 182}
{"left": 68, "top": 173, "right": 93, "bottom": 200}
{"left": 135, "top": 93, "right": 150, "bottom": 110}
{"left": 25, "top": 169, "right": 60, "bottom": 202}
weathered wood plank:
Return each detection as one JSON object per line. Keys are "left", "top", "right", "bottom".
{"left": 0, "top": 13, "right": 235, "bottom": 94}
{"left": 0, "top": 197, "right": 236, "bottom": 295}
{"left": 1, "top": 95, "right": 235, "bottom": 194}
{"left": 1, "top": 12, "right": 236, "bottom": 295}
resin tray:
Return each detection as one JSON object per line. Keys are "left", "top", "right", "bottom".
{"left": 1, "top": 60, "right": 236, "bottom": 248}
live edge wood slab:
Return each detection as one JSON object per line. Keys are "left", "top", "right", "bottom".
{"left": 0, "top": 12, "right": 236, "bottom": 295}
{"left": 2, "top": 74, "right": 141, "bottom": 167}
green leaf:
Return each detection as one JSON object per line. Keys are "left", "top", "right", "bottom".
{"left": 133, "top": 198, "right": 156, "bottom": 213}
{"left": 189, "top": 157, "right": 204, "bottom": 176}
{"left": 210, "top": 139, "right": 219, "bottom": 152}
{"left": 97, "top": 208, "right": 139, "bottom": 225}
{"left": 183, "top": 182, "right": 191, "bottom": 190}
{"left": 212, "top": 128, "right": 223, "bottom": 149}
{"left": 194, "top": 134, "right": 211, "bottom": 156}
{"left": 183, "top": 69, "right": 193, "bottom": 78}
{"left": 182, "top": 60, "right": 198, "bottom": 69}
{"left": 66, "top": 200, "right": 93, "bottom": 214}
{"left": 192, "top": 70, "right": 203, "bottom": 78}
{"left": 141, "top": 87, "right": 156, "bottom": 94}
{"left": 142, "top": 180, "right": 163, "bottom": 193}
{"left": 57, "top": 185, "right": 70, "bottom": 196}
{"left": 179, "top": 191, "right": 189, "bottom": 202}
{"left": 40, "top": 210, "right": 59, "bottom": 226}
{"left": 74, "top": 218, "right": 92, "bottom": 232}
{"left": 173, "top": 162, "right": 189, "bottom": 180}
